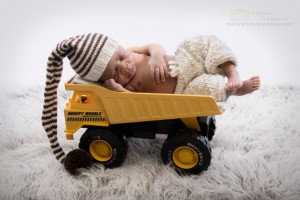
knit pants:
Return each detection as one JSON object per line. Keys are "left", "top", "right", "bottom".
{"left": 169, "top": 35, "right": 236, "bottom": 102}
{"left": 169, "top": 52, "right": 227, "bottom": 102}
{"left": 181, "top": 73, "right": 226, "bottom": 102}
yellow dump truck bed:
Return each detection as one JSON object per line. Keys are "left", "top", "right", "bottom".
{"left": 64, "top": 76, "right": 222, "bottom": 139}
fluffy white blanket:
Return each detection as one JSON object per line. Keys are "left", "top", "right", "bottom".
{"left": 0, "top": 83, "right": 299, "bottom": 200}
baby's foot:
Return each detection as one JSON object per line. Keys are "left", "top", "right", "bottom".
{"left": 224, "top": 72, "right": 243, "bottom": 91}
{"left": 235, "top": 76, "right": 260, "bottom": 96}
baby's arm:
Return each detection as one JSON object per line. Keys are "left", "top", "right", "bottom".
{"left": 103, "top": 79, "right": 132, "bottom": 92}
{"left": 127, "top": 44, "right": 169, "bottom": 83}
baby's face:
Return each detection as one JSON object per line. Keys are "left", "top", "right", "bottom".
{"left": 99, "top": 46, "right": 136, "bottom": 86}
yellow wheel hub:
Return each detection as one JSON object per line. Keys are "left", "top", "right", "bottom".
{"left": 89, "top": 140, "right": 113, "bottom": 162}
{"left": 172, "top": 146, "right": 198, "bottom": 169}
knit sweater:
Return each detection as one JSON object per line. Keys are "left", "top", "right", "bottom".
{"left": 168, "top": 35, "right": 237, "bottom": 101}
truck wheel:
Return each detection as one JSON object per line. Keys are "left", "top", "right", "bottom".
{"left": 207, "top": 116, "right": 216, "bottom": 141}
{"left": 79, "top": 128, "right": 127, "bottom": 168}
{"left": 161, "top": 129, "right": 211, "bottom": 175}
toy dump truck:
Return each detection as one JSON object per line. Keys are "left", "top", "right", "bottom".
{"left": 64, "top": 75, "right": 222, "bottom": 175}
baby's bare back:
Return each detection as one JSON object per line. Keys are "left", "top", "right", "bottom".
{"left": 125, "top": 55, "right": 177, "bottom": 93}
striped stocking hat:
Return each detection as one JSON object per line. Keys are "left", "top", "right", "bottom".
{"left": 42, "top": 33, "right": 119, "bottom": 169}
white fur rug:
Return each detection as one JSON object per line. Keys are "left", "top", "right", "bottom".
{"left": 0, "top": 83, "right": 299, "bottom": 200}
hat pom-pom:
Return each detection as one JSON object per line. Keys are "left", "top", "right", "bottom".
{"left": 63, "top": 149, "right": 93, "bottom": 174}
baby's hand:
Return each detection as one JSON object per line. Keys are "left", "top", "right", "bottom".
{"left": 149, "top": 55, "right": 169, "bottom": 83}
{"left": 103, "top": 79, "right": 128, "bottom": 92}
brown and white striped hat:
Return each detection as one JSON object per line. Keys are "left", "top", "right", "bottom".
{"left": 42, "top": 33, "right": 119, "bottom": 165}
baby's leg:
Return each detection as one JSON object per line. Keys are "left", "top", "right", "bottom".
{"left": 219, "top": 62, "right": 243, "bottom": 91}
{"left": 182, "top": 74, "right": 227, "bottom": 102}
{"left": 226, "top": 76, "right": 260, "bottom": 97}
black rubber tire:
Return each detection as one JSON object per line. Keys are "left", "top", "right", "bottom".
{"left": 79, "top": 127, "right": 127, "bottom": 168}
{"left": 207, "top": 116, "right": 216, "bottom": 141}
{"left": 161, "top": 129, "right": 211, "bottom": 175}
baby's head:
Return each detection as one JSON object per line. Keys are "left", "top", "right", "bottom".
{"left": 99, "top": 46, "right": 136, "bottom": 86}
{"left": 60, "top": 33, "right": 136, "bottom": 86}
